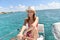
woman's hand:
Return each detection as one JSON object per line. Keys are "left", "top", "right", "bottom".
{"left": 24, "top": 31, "right": 27, "bottom": 36}
{"left": 17, "top": 33, "right": 23, "bottom": 40}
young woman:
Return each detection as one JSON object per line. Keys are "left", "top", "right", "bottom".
{"left": 17, "top": 6, "right": 39, "bottom": 40}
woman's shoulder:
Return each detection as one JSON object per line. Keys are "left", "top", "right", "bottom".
{"left": 23, "top": 18, "right": 28, "bottom": 25}
{"left": 24, "top": 18, "right": 28, "bottom": 22}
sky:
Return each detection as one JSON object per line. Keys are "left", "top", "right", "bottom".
{"left": 0, "top": 0, "right": 60, "bottom": 12}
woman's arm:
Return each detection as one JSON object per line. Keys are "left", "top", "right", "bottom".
{"left": 19, "top": 25, "right": 26, "bottom": 34}
{"left": 32, "top": 17, "right": 39, "bottom": 26}
{"left": 24, "top": 26, "right": 34, "bottom": 34}
{"left": 19, "top": 19, "right": 27, "bottom": 34}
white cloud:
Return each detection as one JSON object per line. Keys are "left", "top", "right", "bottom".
{"left": 9, "top": 6, "right": 13, "bottom": 8}
{"left": 48, "top": 2, "right": 60, "bottom": 9}
{"left": 0, "top": 6, "right": 3, "bottom": 9}
{"left": 37, "top": 4, "right": 49, "bottom": 10}
{"left": 18, "top": 4, "right": 25, "bottom": 8}
{"left": 15, "top": 4, "right": 27, "bottom": 11}
{"left": 0, "top": 4, "right": 26, "bottom": 12}
{"left": 0, "top": 2, "right": 60, "bottom": 12}
{"left": 37, "top": 2, "right": 60, "bottom": 10}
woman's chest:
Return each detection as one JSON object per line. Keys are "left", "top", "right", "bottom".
{"left": 28, "top": 20, "right": 34, "bottom": 25}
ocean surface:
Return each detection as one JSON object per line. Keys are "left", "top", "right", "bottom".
{"left": 0, "top": 9, "right": 60, "bottom": 40}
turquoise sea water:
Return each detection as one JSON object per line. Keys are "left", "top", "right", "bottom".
{"left": 0, "top": 9, "right": 60, "bottom": 40}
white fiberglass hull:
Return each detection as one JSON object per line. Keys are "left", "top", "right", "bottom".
{"left": 52, "top": 22, "right": 60, "bottom": 40}
{"left": 37, "top": 35, "right": 44, "bottom": 40}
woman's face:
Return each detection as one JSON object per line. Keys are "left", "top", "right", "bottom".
{"left": 27, "top": 10, "right": 34, "bottom": 18}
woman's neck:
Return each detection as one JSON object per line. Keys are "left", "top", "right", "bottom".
{"left": 30, "top": 17, "right": 33, "bottom": 20}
